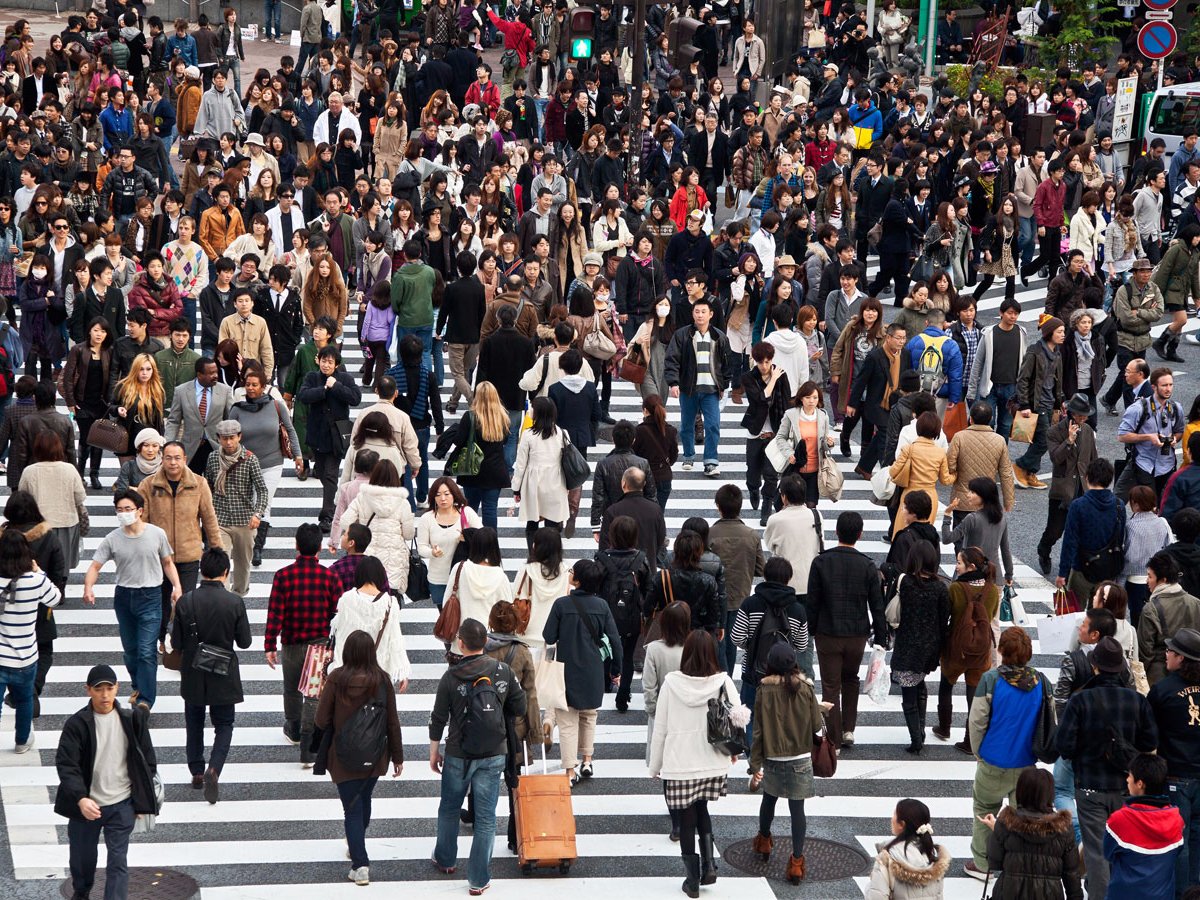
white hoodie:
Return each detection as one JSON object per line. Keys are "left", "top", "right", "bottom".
{"left": 648, "top": 670, "right": 742, "bottom": 780}
{"left": 452, "top": 560, "right": 515, "bottom": 631}
{"left": 766, "top": 328, "right": 810, "bottom": 393}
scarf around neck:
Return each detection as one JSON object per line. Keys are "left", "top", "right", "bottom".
{"left": 135, "top": 453, "right": 162, "bottom": 477}
{"left": 215, "top": 445, "right": 245, "bottom": 496}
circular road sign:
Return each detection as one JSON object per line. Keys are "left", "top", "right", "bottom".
{"left": 1144, "top": 0, "right": 1178, "bottom": 11}
{"left": 1139, "top": 20, "right": 1178, "bottom": 60}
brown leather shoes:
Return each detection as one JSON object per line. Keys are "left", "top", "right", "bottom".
{"left": 752, "top": 832, "right": 773, "bottom": 861}
{"left": 786, "top": 855, "right": 806, "bottom": 884}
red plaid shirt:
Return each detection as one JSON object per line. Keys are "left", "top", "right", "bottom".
{"left": 264, "top": 555, "right": 343, "bottom": 651}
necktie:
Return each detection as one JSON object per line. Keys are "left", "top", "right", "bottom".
{"left": 198, "top": 387, "right": 208, "bottom": 423}
{"left": 280, "top": 210, "right": 294, "bottom": 250}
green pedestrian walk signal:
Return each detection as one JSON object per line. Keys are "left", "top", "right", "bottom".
{"left": 571, "top": 37, "right": 593, "bottom": 60}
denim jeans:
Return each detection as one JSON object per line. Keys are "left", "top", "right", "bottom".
{"left": 534, "top": 97, "right": 549, "bottom": 141}
{"left": 114, "top": 585, "right": 162, "bottom": 707}
{"left": 1170, "top": 777, "right": 1200, "bottom": 893}
{"left": 464, "top": 485, "right": 500, "bottom": 530}
{"left": 185, "top": 702, "right": 236, "bottom": 776}
{"left": 404, "top": 426, "right": 431, "bottom": 510}
{"left": 655, "top": 479, "right": 672, "bottom": 514}
{"left": 740, "top": 679, "right": 758, "bottom": 761}
{"left": 434, "top": 754, "right": 506, "bottom": 890}
{"left": 264, "top": 0, "right": 283, "bottom": 38}
{"left": 503, "top": 408, "right": 523, "bottom": 472}
{"left": 1053, "top": 756, "right": 1082, "bottom": 843}
{"left": 983, "top": 383, "right": 1017, "bottom": 444}
{"left": 160, "top": 130, "right": 180, "bottom": 188}
{"left": 679, "top": 391, "right": 721, "bottom": 464}
{"left": 222, "top": 57, "right": 243, "bottom": 98}
{"left": 719, "top": 609, "right": 738, "bottom": 676}
{"left": 69, "top": 798, "right": 135, "bottom": 900}
{"left": 297, "top": 41, "right": 320, "bottom": 74}
{"left": 395, "top": 323, "right": 434, "bottom": 374}
{"left": 430, "top": 581, "right": 447, "bottom": 610}
{"left": 338, "top": 776, "right": 380, "bottom": 869}
{"left": 1013, "top": 409, "right": 1051, "bottom": 473}
{"left": 0, "top": 662, "right": 37, "bottom": 744}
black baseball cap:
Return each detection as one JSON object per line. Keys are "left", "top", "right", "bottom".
{"left": 87, "top": 664, "right": 118, "bottom": 687}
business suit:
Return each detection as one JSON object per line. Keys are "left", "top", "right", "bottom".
{"left": 166, "top": 379, "right": 233, "bottom": 473}
{"left": 688, "top": 128, "right": 731, "bottom": 205}
{"left": 848, "top": 345, "right": 905, "bottom": 473}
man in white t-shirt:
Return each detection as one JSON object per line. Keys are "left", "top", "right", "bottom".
{"left": 83, "top": 491, "right": 183, "bottom": 711}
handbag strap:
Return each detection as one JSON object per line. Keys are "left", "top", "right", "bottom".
{"left": 570, "top": 594, "right": 604, "bottom": 651}
{"left": 374, "top": 590, "right": 390, "bottom": 648}
{"left": 516, "top": 569, "right": 531, "bottom": 601}
{"left": 661, "top": 569, "right": 675, "bottom": 605}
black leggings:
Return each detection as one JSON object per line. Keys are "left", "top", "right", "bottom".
{"left": 76, "top": 414, "right": 106, "bottom": 474}
{"left": 525, "top": 519, "right": 562, "bottom": 547}
{"left": 677, "top": 799, "right": 713, "bottom": 855}
{"left": 588, "top": 356, "right": 612, "bottom": 408}
{"left": 972, "top": 273, "right": 1016, "bottom": 302}
{"left": 759, "top": 795, "right": 807, "bottom": 857}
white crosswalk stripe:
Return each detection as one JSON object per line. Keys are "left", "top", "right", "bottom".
{"left": 0, "top": 284, "right": 1072, "bottom": 898}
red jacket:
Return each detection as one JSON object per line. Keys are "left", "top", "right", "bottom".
{"left": 127, "top": 275, "right": 184, "bottom": 337}
{"left": 805, "top": 139, "right": 836, "bottom": 170}
{"left": 488, "top": 11, "right": 536, "bottom": 67}
{"left": 464, "top": 79, "right": 502, "bottom": 121}
{"left": 1032, "top": 176, "right": 1067, "bottom": 229}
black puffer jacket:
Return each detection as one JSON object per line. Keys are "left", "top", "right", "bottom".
{"left": 986, "top": 806, "right": 1083, "bottom": 900}
{"left": 644, "top": 566, "right": 721, "bottom": 633}
{"left": 889, "top": 574, "right": 950, "bottom": 676}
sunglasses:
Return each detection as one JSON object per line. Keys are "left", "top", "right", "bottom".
{"left": 33, "top": 200, "right": 48, "bottom": 206}
{"left": 53, "top": 224, "right": 69, "bottom": 230}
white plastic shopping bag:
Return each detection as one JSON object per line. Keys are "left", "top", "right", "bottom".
{"left": 864, "top": 645, "right": 890, "bottom": 706}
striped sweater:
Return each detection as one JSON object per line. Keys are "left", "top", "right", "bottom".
{"left": 0, "top": 571, "right": 62, "bottom": 667}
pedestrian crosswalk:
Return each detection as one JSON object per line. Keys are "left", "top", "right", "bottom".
{"left": 0, "top": 281, "right": 1074, "bottom": 899}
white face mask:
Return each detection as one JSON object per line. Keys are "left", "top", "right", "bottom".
{"left": 656, "top": 303, "right": 671, "bottom": 317}
{"left": 595, "top": 292, "right": 610, "bottom": 304}
{"left": 116, "top": 510, "right": 138, "bottom": 527}
{"left": 31, "top": 268, "right": 47, "bottom": 280}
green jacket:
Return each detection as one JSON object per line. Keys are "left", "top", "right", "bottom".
{"left": 154, "top": 346, "right": 201, "bottom": 409}
{"left": 1152, "top": 238, "right": 1200, "bottom": 309}
{"left": 749, "top": 673, "right": 823, "bottom": 772}
{"left": 282, "top": 341, "right": 320, "bottom": 451}
{"left": 390, "top": 261, "right": 440, "bottom": 329}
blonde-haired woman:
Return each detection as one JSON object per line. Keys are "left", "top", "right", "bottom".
{"left": 301, "top": 254, "right": 349, "bottom": 335}
{"left": 342, "top": 459, "right": 417, "bottom": 598}
{"left": 109, "top": 353, "right": 166, "bottom": 463}
{"left": 445, "top": 380, "right": 512, "bottom": 530}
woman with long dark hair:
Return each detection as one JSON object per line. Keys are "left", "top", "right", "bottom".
{"left": 828, "top": 296, "right": 883, "bottom": 444}
{"left": 416, "top": 476, "right": 483, "bottom": 611}
{"left": 933, "top": 545, "right": 1000, "bottom": 754}
{"left": 515, "top": 526, "right": 571, "bottom": 651}
{"left": 644, "top": 530, "right": 721, "bottom": 634}
{"left": 865, "top": 798, "right": 949, "bottom": 898}
{"left": 314, "top": 630, "right": 405, "bottom": 887}
{"left": 770, "top": 381, "right": 835, "bottom": 510}
{"left": 448, "top": 527, "right": 513, "bottom": 630}
{"left": 512, "top": 397, "right": 570, "bottom": 543}
{"left": 889, "top": 542, "right": 951, "bottom": 754}
{"left": 62, "top": 316, "right": 115, "bottom": 489}
{"left": 632, "top": 394, "right": 680, "bottom": 513}
{"left": 628, "top": 295, "right": 676, "bottom": 402}
{"left": 649, "top": 629, "right": 743, "bottom": 896}
{"left": 973, "top": 194, "right": 1020, "bottom": 302}
{"left": 942, "top": 476, "right": 1013, "bottom": 587}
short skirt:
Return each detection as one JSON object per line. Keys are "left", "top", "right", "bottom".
{"left": 663, "top": 775, "right": 728, "bottom": 810}
{"left": 762, "top": 756, "right": 814, "bottom": 801}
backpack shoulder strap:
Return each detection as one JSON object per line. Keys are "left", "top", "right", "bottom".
{"left": 811, "top": 507, "right": 824, "bottom": 553}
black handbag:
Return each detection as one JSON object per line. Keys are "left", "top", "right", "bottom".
{"left": 193, "top": 641, "right": 234, "bottom": 676}
{"left": 706, "top": 683, "right": 747, "bottom": 756}
{"left": 560, "top": 432, "right": 591, "bottom": 490}
{"left": 332, "top": 417, "right": 353, "bottom": 456}
{"left": 407, "top": 536, "right": 430, "bottom": 602}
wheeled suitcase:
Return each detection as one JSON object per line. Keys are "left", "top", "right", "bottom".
{"left": 513, "top": 742, "right": 577, "bottom": 875}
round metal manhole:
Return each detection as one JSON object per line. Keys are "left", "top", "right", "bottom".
{"left": 722, "top": 836, "right": 871, "bottom": 883}
{"left": 61, "top": 869, "right": 200, "bottom": 900}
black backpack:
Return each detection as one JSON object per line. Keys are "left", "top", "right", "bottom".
{"left": 598, "top": 550, "right": 647, "bottom": 638}
{"left": 747, "top": 602, "right": 792, "bottom": 683}
{"left": 460, "top": 662, "right": 507, "bottom": 759}
{"left": 335, "top": 682, "right": 390, "bottom": 773}
{"left": 1080, "top": 503, "right": 1126, "bottom": 583}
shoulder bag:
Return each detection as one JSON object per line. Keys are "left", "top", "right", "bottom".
{"left": 817, "top": 418, "right": 844, "bottom": 501}
{"left": 447, "top": 412, "right": 483, "bottom": 478}
{"left": 812, "top": 723, "right": 838, "bottom": 777}
{"left": 706, "top": 682, "right": 748, "bottom": 756}
{"left": 273, "top": 399, "right": 294, "bottom": 460}
{"left": 432, "top": 564, "right": 464, "bottom": 643}
{"left": 560, "top": 431, "right": 591, "bottom": 490}
{"left": 513, "top": 570, "right": 532, "bottom": 635}
{"left": 619, "top": 341, "right": 647, "bottom": 384}
{"left": 582, "top": 314, "right": 617, "bottom": 361}
{"left": 571, "top": 594, "right": 612, "bottom": 661}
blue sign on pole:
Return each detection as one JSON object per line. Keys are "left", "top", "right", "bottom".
{"left": 1138, "top": 20, "right": 1178, "bottom": 59}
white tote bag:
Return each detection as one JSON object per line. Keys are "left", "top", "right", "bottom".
{"left": 1038, "top": 613, "right": 1084, "bottom": 657}
{"left": 870, "top": 466, "right": 896, "bottom": 506}
{"left": 534, "top": 644, "right": 568, "bottom": 711}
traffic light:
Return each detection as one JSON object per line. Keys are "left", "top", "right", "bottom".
{"left": 668, "top": 17, "right": 701, "bottom": 71}
{"left": 569, "top": 7, "right": 595, "bottom": 61}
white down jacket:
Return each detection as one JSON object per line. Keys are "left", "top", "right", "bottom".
{"left": 343, "top": 484, "right": 417, "bottom": 593}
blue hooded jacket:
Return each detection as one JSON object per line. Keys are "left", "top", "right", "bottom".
{"left": 904, "top": 327, "right": 965, "bottom": 404}
{"left": 847, "top": 101, "right": 884, "bottom": 146}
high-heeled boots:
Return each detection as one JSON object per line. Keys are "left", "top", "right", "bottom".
{"left": 699, "top": 833, "right": 718, "bottom": 885}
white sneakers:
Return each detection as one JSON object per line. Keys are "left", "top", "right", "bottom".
{"left": 349, "top": 866, "right": 369, "bottom": 886}
{"left": 14, "top": 734, "right": 34, "bottom": 754}
{"left": 841, "top": 731, "right": 855, "bottom": 748}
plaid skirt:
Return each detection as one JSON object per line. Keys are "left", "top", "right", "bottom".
{"left": 663, "top": 776, "right": 728, "bottom": 810}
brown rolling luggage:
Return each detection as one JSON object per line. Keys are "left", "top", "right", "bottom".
{"left": 512, "top": 742, "right": 577, "bottom": 875}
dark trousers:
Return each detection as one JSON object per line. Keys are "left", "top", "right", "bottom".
{"left": 859, "top": 421, "right": 887, "bottom": 473}
{"left": 189, "top": 440, "right": 213, "bottom": 475}
{"left": 185, "top": 702, "right": 236, "bottom": 775}
{"left": 161, "top": 559, "right": 199, "bottom": 640}
{"left": 1076, "top": 787, "right": 1126, "bottom": 899}
{"left": 76, "top": 414, "right": 106, "bottom": 474}
{"left": 719, "top": 608, "right": 738, "bottom": 676}
{"left": 525, "top": 519, "right": 561, "bottom": 547}
{"left": 972, "top": 273, "right": 1016, "bottom": 302}
{"left": 314, "top": 450, "right": 340, "bottom": 522}
{"left": 815, "top": 633, "right": 868, "bottom": 741}
{"left": 1169, "top": 777, "right": 1200, "bottom": 895}
{"left": 281, "top": 640, "right": 320, "bottom": 763}
{"left": 1126, "top": 581, "right": 1150, "bottom": 627}
{"left": 611, "top": 632, "right": 638, "bottom": 702}
{"left": 855, "top": 236, "right": 873, "bottom": 270}
{"left": 745, "top": 437, "right": 779, "bottom": 512}
{"left": 338, "top": 776, "right": 380, "bottom": 869}
{"left": 1038, "top": 497, "right": 1072, "bottom": 561}
{"left": 869, "top": 250, "right": 910, "bottom": 300}
{"left": 68, "top": 798, "right": 135, "bottom": 900}
{"left": 364, "top": 340, "right": 390, "bottom": 386}
{"left": 1021, "top": 226, "right": 1062, "bottom": 280}
{"left": 1103, "top": 347, "right": 1146, "bottom": 409}
{"left": 1013, "top": 410, "right": 1051, "bottom": 474}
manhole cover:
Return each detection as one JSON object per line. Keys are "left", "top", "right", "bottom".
{"left": 61, "top": 868, "right": 199, "bottom": 900}
{"left": 722, "top": 836, "right": 871, "bottom": 883}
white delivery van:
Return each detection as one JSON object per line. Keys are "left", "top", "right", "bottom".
{"left": 1146, "top": 81, "right": 1200, "bottom": 164}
